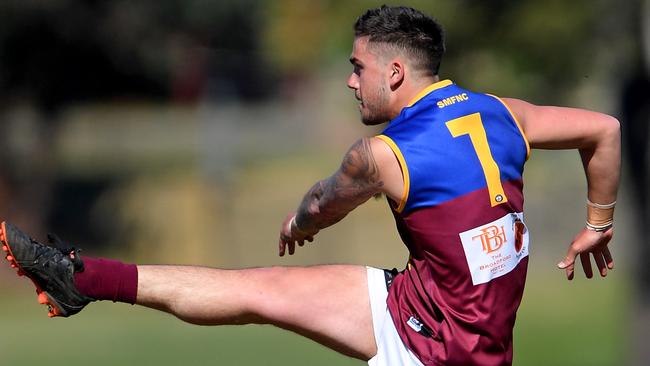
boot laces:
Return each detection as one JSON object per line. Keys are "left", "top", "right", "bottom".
{"left": 46, "top": 233, "right": 85, "bottom": 272}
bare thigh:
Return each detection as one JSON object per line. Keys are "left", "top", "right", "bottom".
{"left": 137, "top": 264, "right": 377, "bottom": 360}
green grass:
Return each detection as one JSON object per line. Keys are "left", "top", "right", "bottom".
{"left": 0, "top": 287, "right": 361, "bottom": 366}
{"left": 514, "top": 271, "right": 630, "bottom": 366}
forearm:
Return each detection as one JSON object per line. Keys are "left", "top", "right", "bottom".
{"left": 579, "top": 117, "right": 621, "bottom": 204}
{"left": 293, "top": 176, "right": 373, "bottom": 235}
{"left": 294, "top": 179, "right": 333, "bottom": 235}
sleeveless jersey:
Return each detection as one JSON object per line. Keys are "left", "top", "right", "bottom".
{"left": 378, "top": 80, "right": 530, "bottom": 366}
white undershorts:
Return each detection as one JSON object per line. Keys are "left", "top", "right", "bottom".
{"left": 366, "top": 267, "right": 424, "bottom": 366}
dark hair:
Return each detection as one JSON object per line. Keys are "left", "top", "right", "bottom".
{"left": 354, "top": 5, "right": 445, "bottom": 75}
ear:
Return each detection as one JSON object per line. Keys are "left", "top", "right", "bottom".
{"left": 388, "top": 60, "right": 404, "bottom": 90}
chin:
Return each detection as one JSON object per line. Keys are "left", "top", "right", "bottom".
{"left": 361, "top": 115, "right": 390, "bottom": 126}
{"left": 361, "top": 120, "right": 386, "bottom": 126}
{"left": 359, "top": 103, "right": 392, "bottom": 125}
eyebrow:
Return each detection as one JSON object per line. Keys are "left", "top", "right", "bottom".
{"left": 349, "top": 57, "right": 360, "bottom": 65}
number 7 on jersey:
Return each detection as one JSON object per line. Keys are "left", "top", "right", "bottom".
{"left": 446, "top": 112, "right": 508, "bottom": 207}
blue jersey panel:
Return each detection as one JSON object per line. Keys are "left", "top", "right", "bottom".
{"left": 381, "top": 82, "right": 528, "bottom": 213}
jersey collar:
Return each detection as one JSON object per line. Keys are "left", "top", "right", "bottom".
{"left": 406, "top": 79, "right": 453, "bottom": 107}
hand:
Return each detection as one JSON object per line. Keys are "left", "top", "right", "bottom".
{"left": 557, "top": 227, "right": 614, "bottom": 280}
{"left": 278, "top": 212, "right": 316, "bottom": 256}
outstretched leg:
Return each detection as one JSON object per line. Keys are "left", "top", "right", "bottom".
{"left": 1, "top": 221, "right": 377, "bottom": 361}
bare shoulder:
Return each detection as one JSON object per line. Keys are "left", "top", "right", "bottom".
{"left": 501, "top": 97, "right": 532, "bottom": 126}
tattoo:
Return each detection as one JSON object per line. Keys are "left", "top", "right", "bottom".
{"left": 294, "top": 138, "right": 384, "bottom": 234}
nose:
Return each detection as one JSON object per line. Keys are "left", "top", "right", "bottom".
{"left": 347, "top": 72, "right": 358, "bottom": 90}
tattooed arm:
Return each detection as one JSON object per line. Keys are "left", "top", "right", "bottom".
{"left": 278, "top": 137, "right": 386, "bottom": 256}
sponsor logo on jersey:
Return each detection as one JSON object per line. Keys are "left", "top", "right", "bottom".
{"left": 459, "top": 212, "right": 529, "bottom": 285}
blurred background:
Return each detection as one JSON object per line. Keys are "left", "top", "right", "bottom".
{"left": 0, "top": 0, "right": 647, "bottom": 365}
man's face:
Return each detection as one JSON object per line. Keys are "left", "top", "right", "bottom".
{"left": 347, "top": 36, "right": 392, "bottom": 126}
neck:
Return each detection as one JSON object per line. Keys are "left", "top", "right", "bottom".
{"left": 389, "top": 75, "right": 440, "bottom": 119}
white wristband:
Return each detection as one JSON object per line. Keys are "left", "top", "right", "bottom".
{"left": 587, "top": 199, "right": 616, "bottom": 209}
{"left": 585, "top": 221, "right": 613, "bottom": 232}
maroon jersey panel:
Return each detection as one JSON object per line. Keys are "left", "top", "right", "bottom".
{"left": 386, "top": 180, "right": 528, "bottom": 366}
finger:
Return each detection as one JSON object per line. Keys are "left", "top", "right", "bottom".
{"left": 298, "top": 240, "right": 305, "bottom": 247}
{"left": 566, "top": 262, "right": 574, "bottom": 281}
{"left": 580, "top": 252, "right": 593, "bottom": 279}
{"left": 279, "top": 239, "right": 286, "bottom": 257}
{"left": 558, "top": 251, "right": 576, "bottom": 280}
{"left": 288, "top": 241, "right": 296, "bottom": 255}
{"left": 557, "top": 246, "right": 578, "bottom": 269}
{"left": 593, "top": 250, "right": 607, "bottom": 277}
{"left": 306, "top": 236, "right": 314, "bottom": 242}
{"left": 603, "top": 247, "right": 614, "bottom": 269}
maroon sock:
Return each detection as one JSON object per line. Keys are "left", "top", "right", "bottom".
{"left": 74, "top": 256, "right": 138, "bottom": 304}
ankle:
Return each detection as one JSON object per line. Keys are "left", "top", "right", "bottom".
{"left": 74, "top": 256, "right": 138, "bottom": 304}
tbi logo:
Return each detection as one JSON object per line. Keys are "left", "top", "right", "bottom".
{"left": 472, "top": 225, "right": 506, "bottom": 254}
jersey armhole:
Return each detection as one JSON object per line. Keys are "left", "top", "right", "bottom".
{"left": 487, "top": 94, "right": 531, "bottom": 160}
{"left": 376, "top": 134, "right": 410, "bottom": 213}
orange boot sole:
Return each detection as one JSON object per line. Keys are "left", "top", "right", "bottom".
{"left": 1, "top": 221, "right": 64, "bottom": 318}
